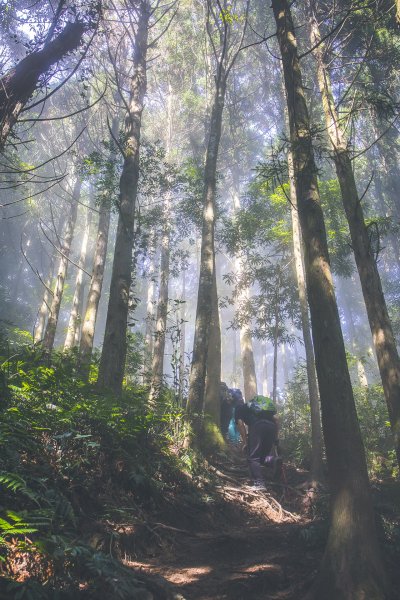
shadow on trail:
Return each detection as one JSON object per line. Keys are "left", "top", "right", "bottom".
{"left": 124, "top": 448, "right": 322, "bottom": 600}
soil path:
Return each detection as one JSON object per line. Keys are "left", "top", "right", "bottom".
{"left": 127, "top": 452, "right": 321, "bottom": 599}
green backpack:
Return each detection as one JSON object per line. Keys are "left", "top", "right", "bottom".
{"left": 248, "top": 395, "right": 276, "bottom": 414}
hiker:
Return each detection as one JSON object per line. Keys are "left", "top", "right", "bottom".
{"left": 220, "top": 382, "right": 233, "bottom": 438}
{"left": 227, "top": 388, "right": 244, "bottom": 444}
{"left": 235, "top": 395, "right": 282, "bottom": 489}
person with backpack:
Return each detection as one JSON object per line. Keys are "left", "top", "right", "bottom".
{"left": 227, "top": 388, "right": 244, "bottom": 444}
{"left": 235, "top": 395, "right": 282, "bottom": 489}
{"left": 220, "top": 382, "right": 233, "bottom": 438}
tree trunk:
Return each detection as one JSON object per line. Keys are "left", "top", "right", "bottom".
{"left": 272, "top": 0, "right": 387, "bottom": 596}
{"left": 240, "top": 326, "right": 258, "bottom": 401}
{"left": 145, "top": 232, "right": 157, "bottom": 361}
{"left": 79, "top": 192, "right": 112, "bottom": 379}
{"left": 149, "top": 196, "right": 171, "bottom": 403}
{"left": 261, "top": 340, "right": 269, "bottom": 396}
{"left": 338, "top": 278, "right": 370, "bottom": 388}
{"left": 97, "top": 5, "right": 149, "bottom": 393}
{"left": 232, "top": 180, "right": 258, "bottom": 401}
{"left": 0, "top": 21, "right": 85, "bottom": 150}
{"left": 232, "top": 331, "right": 238, "bottom": 389}
{"left": 34, "top": 215, "right": 66, "bottom": 343}
{"left": 272, "top": 282, "right": 280, "bottom": 404}
{"left": 34, "top": 265, "right": 54, "bottom": 344}
{"left": 288, "top": 149, "right": 324, "bottom": 482}
{"left": 179, "top": 266, "right": 187, "bottom": 401}
{"left": 42, "top": 179, "right": 80, "bottom": 351}
{"left": 204, "top": 257, "right": 221, "bottom": 426}
{"left": 64, "top": 206, "right": 91, "bottom": 350}
{"left": 310, "top": 10, "right": 400, "bottom": 469}
{"left": 186, "top": 73, "right": 226, "bottom": 429}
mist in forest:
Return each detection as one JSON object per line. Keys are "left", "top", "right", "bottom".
{"left": 1, "top": 1, "right": 400, "bottom": 599}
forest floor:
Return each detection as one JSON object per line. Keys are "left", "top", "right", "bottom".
{"left": 122, "top": 447, "right": 324, "bottom": 600}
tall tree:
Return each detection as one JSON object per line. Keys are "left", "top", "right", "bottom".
{"left": 309, "top": 4, "right": 400, "bottom": 468}
{"left": 149, "top": 82, "right": 174, "bottom": 402}
{"left": 149, "top": 195, "right": 171, "bottom": 401}
{"left": 271, "top": 0, "right": 387, "bottom": 596}
{"left": 288, "top": 150, "right": 324, "bottom": 482}
{"left": 79, "top": 117, "right": 119, "bottom": 379}
{"left": 42, "top": 177, "right": 80, "bottom": 351}
{"left": 0, "top": 19, "right": 85, "bottom": 150}
{"left": 186, "top": 0, "right": 249, "bottom": 439}
{"left": 64, "top": 206, "right": 91, "bottom": 350}
{"left": 97, "top": 0, "right": 151, "bottom": 392}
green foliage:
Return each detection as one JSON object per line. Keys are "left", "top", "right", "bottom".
{"left": 354, "top": 384, "right": 397, "bottom": 478}
{"left": 282, "top": 364, "right": 396, "bottom": 478}
{"left": 0, "top": 342, "right": 201, "bottom": 597}
{"left": 280, "top": 364, "right": 313, "bottom": 468}
{"left": 80, "top": 139, "right": 122, "bottom": 212}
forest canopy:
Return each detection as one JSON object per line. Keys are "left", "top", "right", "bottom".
{"left": 1, "top": 1, "right": 400, "bottom": 599}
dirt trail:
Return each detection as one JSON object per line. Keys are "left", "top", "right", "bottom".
{"left": 126, "top": 453, "right": 320, "bottom": 599}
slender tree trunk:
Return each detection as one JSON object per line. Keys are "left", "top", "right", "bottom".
{"left": 310, "top": 10, "right": 400, "bottom": 468}
{"left": 187, "top": 73, "right": 226, "bottom": 428}
{"left": 272, "top": 1, "right": 387, "bottom": 596}
{"left": 145, "top": 233, "right": 157, "bottom": 360}
{"left": 289, "top": 149, "right": 324, "bottom": 481}
{"left": 261, "top": 340, "right": 269, "bottom": 396}
{"left": 74, "top": 281, "right": 86, "bottom": 346}
{"left": 338, "top": 279, "right": 370, "bottom": 388}
{"left": 232, "top": 182, "right": 258, "bottom": 401}
{"left": 240, "top": 325, "right": 258, "bottom": 401}
{"left": 232, "top": 331, "right": 238, "bottom": 389}
{"left": 79, "top": 193, "right": 112, "bottom": 379}
{"left": 204, "top": 257, "right": 221, "bottom": 426}
{"left": 42, "top": 179, "right": 80, "bottom": 351}
{"left": 179, "top": 266, "right": 187, "bottom": 400}
{"left": 64, "top": 206, "right": 91, "bottom": 350}
{"left": 149, "top": 196, "right": 171, "bottom": 403}
{"left": 272, "top": 296, "right": 279, "bottom": 404}
{"left": 34, "top": 264, "right": 54, "bottom": 344}
{"left": 149, "top": 81, "right": 174, "bottom": 402}
{"left": 282, "top": 344, "right": 289, "bottom": 385}
{"left": 97, "top": 5, "right": 149, "bottom": 393}
{"left": 0, "top": 21, "right": 85, "bottom": 150}
{"left": 34, "top": 215, "right": 66, "bottom": 343}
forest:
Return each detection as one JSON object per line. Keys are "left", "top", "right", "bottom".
{"left": 1, "top": 0, "right": 400, "bottom": 598}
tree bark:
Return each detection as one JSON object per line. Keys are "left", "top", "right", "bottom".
{"left": 272, "top": 0, "right": 387, "bottom": 596}
{"left": 42, "top": 179, "right": 80, "bottom": 351}
{"left": 149, "top": 196, "right": 171, "bottom": 403}
{"left": 79, "top": 193, "right": 111, "bottom": 379}
{"left": 310, "top": 10, "right": 400, "bottom": 469}
{"left": 179, "top": 266, "right": 187, "bottom": 401}
{"left": 261, "top": 340, "right": 269, "bottom": 396}
{"left": 145, "top": 233, "right": 157, "bottom": 361}
{"left": 204, "top": 257, "right": 222, "bottom": 426}
{"left": 240, "top": 325, "right": 258, "bottom": 401}
{"left": 0, "top": 21, "right": 85, "bottom": 150}
{"left": 97, "top": 4, "right": 149, "bottom": 393}
{"left": 186, "top": 73, "right": 226, "bottom": 428}
{"left": 34, "top": 214, "right": 66, "bottom": 343}
{"left": 64, "top": 206, "right": 91, "bottom": 350}
{"left": 288, "top": 149, "right": 324, "bottom": 482}
{"left": 34, "top": 265, "right": 54, "bottom": 344}
{"left": 232, "top": 176, "right": 258, "bottom": 401}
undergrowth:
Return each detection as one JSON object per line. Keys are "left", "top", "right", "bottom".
{"left": 0, "top": 345, "right": 205, "bottom": 599}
